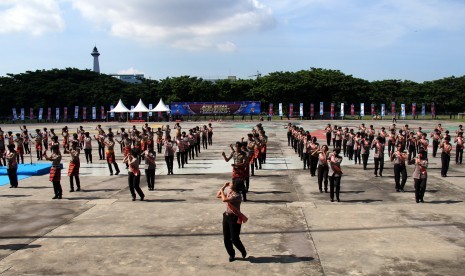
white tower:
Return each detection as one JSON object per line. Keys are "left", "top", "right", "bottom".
{"left": 91, "top": 46, "right": 100, "bottom": 73}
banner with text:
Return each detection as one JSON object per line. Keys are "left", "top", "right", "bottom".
{"left": 351, "top": 104, "right": 354, "bottom": 116}
{"left": 170, "top": 101, "right": 260, "bottom": 115}
{"left": 310, "top": 103, "right": 314, "bottom": 117}
{"left": 299, "top": 103, "right": 303, "bottom": 117}
{"left": 421, "top": 103, "right": 426, "bottom": 116}
{"left": 401, "top": 104, "right": 406, "bottom": 118}
{"left": 360, "top": 103, "right": 365, "bottom": 117}
{"left": 278, "top": 103, "right": 283, "bottom": 117}
{"left": 12, "top": 108, "right": 17, "bottom": 120}
{"left": 381, "top": 104, "right": 385, "bottom": 117}
{"left": 38, "top": 108, "right": 43, "bottom": 120}
{"left": 289, "top": 103, "right": 293, "bottom": 118}
{"left": 319, "top": 102, "right": 324, "bottom": 116}
{"left": 340, "top": 103, "right": 344, "bottom": 117}
{"left": 412, "top": 103, "right": 416, "bottom": 117}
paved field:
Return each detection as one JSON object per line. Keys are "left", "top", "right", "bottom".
{"left": 0, "top": 120, "right": 464, "bottom": 275}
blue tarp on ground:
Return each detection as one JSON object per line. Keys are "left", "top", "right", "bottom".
{"left": 0, "top": 163, "right": 62, "bottom": 176}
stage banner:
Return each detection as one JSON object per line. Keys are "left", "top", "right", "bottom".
{"left": 421, "top": 103, "right": 426, "bottom": 116}
{"left": 170, "top": 101, "right": 260, "bottom": 115}
{"left": 431, "top": 102, "right": 435, "bottom": 117}
{"left": 12, "top": 108, "right": 17, "bottom": 120}
{"left": 38, "top": 108, "right": 43, "bottom": 120}
{"left": 319, "top": 102, "right": 324, "bottom": 116}
{"left": 391, "top": 102, "right": 396, "bottom": 116}
{"left": 350, "top": 104, "right": 355, "bottom": 116}
{"left": 101, "top": 106, "right": 105, "bottom": 119}
{"left": 47, "top": 108, "right": 51, "bottom": 121}
{"left": 412, "top": 103, "right": 417, "bottom": 117}
{"left": 64, "top": 107, "right": 68, "bottom": 119}
{"left": 55, "top": 107, "right": 60, "bottom": 121}
{"left": 20, "top": 108, "right": 25, "bottom": 120}
{"left": 92, "top": 107, "right": 96, "bottom": 120}
{"left": 130, "top": 106, "right": 134, "bottom": 119}
{"left": 29, "top": 108, "right": 34, "bottom": 120}
{"left": 299, "top": 103, "right": 304, "bottom": 117}
{"left": 74, "top": 106, "right": 79, "bottom": 119}
{"left": 381, "top": 104, "right": 386, "bottom": 117}
{"left": 278, "top": 103, "right": 283, "bottom": 117}
{"left": 360, "top": 103, "right": 365, "bottom": 117}
{"left": 371, "top": 104, "right": 375, "bottom": 116}
{"left": 83, "top": 107, "right": 87, "bottom": 120}
{"left": 268, "top": 103, "right": 273, "bottom": 116}
{"left": 401, "top": 104, "right": 406, "bottom": 118}
{"left": 310, "top": 103, "right": 314, "bottom": 117}
{"left": 340, "top": 103, "right": 344, "bottom": 117}
{"left": 289, "top": 103, "right": 294, "bottom": 118}
{"left": 148, "top": 104, "right": 152, "bottom": 117}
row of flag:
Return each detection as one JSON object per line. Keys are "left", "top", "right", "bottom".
{"left": 272, "top": 102, "right": 436, "bottom": 117}
{"left": 11, "top": 105, "right": 159, "bottom": 121}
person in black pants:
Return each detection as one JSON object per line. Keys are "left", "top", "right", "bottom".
{"left": 454, "top": 132, "right": 464, "bottom": 164}
{"left": 124, "top": 148, "right": 145, "bottom": 201}
{"left": 5, "top": 144, "right": 18, "bottom": 188}
{"left": 360, "top": 134, "right": 370, "bottom": 170}
{"left": 440, "top": 137, "right": 452, "bottom": 177}
{"left": 391, "top": 145, "right": 408, "bottom": 192}
{"left": 164, "top": 135, "right": 175, "bottom": 175}
{"left": 328, "top": 148, "right": 343, "bottom": 202}
{"left": 44, "top": 145, "right": 63, "bottom": 199}
{"left": 143, "top": 145, "right": 156, "bottom": 191}
{"left": 217, "top": 181, "right": 247, "bottom": 262}
{"left": 410, "top": 150, "right": 428, "bottom": 203}
{"left": 317, "top": 145, "right": 329, "bottom": 193}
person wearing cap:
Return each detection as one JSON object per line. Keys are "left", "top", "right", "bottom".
{"left": 440, "top": 137, "right": 452, "bottom": 177}
{"left": 5, "top": 144, "right": 18, "bottom": 188}
{"left": 44, "top": 145, "right": 63, "bottom": 199}
{"left": 65, "top": 141, "right": 81, "bottom": 192}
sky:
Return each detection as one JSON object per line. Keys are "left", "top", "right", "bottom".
{"left": 0, "top": 0, "right": 464, "bottom": 82}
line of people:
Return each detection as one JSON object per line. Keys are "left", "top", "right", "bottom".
{"left": 287, "top": 122, "right": 463, "bottom": 203}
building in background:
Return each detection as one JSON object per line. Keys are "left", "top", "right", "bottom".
{"left": 109, "top": 74, "right": 145, "bottom": 84}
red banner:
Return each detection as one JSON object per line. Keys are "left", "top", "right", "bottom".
{"left": 268, "top": 103, "right": 273, "bottom": 116}
{"left": 412, "top": 103, "right": 417, "bottom": 116}
{"left": 431, "top": 103, "right": 435, "bottom": 116}
{"left": 289, "top": 103, "right": 293, "bottom": 117}
{"left": 29, "top": 108, "right": 34, "bottom": 120}
{"left": 371, "top": 104, "right": 375, "bottom": 116}
{"left": 83, "top": 107, "right": 87, "bottom": 120}
{"left": 64, "top": 107, "right": 68, "bottom": 119}
{"left": 47, "top": 108, "right": 51, "bottom": 121}
{"left": 391, "top": 102, "right": 395, "bottom": 116}
{"left": 330, "top": 103, "right": 335, "bottom": 118}
{"left": 101, "top": 106, "right": 105, "bottom": 119}
{"left": 310, "top": 103, "right": 314, "bottom": 117}
{"left": 350, "top": 104, "right": 355, "bottom": 116}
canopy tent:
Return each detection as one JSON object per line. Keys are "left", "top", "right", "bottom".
{"left": 109, "top": 99, "right": 130, "bottom": 112}
{"left": 151, "top": 98, "right": 171, "bottom": 112}
{"left": 131, "top": 99, "right": 150, "bottom": 112}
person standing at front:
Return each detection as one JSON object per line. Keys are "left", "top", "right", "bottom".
{"left": 123, "top": 148, "right": 145, "bottom": 201}
{"left": 391, "top": 145, "right": 408, "bottom": 192}
{"left": 144, "top": 145, "right": 156, "bottom": 191}
{"left": 440, "top": 137, "right": 452, "bottom": 177}
{"left": 217, "top": 181, "right": 247, "bottom": 262}
{"left": 328, "top": 148, "right": 343, "bottom": 202}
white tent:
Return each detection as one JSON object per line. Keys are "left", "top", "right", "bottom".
{"left": 151, "top": 98, "right": 171, "bottom": 112}
{"left": 131, "top": 99, "right": 150, "bottom": 112}
{"left": 109, "top": 99, "right": 130, "bottom": 112}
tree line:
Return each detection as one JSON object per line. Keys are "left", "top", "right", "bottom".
{"left": 0, "top": 67, "right": 464, "bottom": 117}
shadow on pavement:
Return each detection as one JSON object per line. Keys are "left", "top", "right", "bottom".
{"left": 245, "top": 255, "right": 314, "bottom": 263}
{"left": 0, "top": 244, "right": 41, "bottom": 250}
{"left": 427, "top": 200, "right": 463, "bottom": 204}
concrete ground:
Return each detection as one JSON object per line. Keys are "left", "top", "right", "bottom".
{"left": 0, "top": 120, "right": 464, "bottom": 275}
